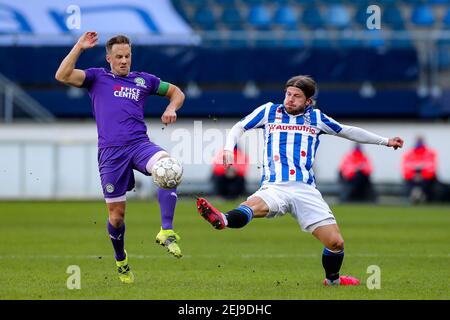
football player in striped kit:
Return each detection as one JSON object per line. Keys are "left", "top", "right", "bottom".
{"left": 197, "top": 75, "right": 404, "bottom": 286}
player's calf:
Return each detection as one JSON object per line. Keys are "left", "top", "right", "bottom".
{"left": 223, "top": 205, "right": 253, "bottom": 228}
{"left": 322, "top": 247, "right": 344, "bottom": 282}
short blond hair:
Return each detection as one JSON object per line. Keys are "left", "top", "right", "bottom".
{"left": 106, "top": 35, "right": 131, "bottom": 53}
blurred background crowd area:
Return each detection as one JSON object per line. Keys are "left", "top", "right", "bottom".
{"left": 0, "top": 0, "right": 449, "bottom": 201}
{"left": 174, "top": 0, "right": 450, "bottom": 46}
{"left": 1, "top": 0, "right": 450, "bottom": 120}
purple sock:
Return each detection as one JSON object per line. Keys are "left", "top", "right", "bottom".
{"left": 107, "top": 221, "right": 125, "bottom": 261}
{"left": 157, "top": 188, "right": 177, "bottom": 230}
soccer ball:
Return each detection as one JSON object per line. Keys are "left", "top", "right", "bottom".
{"left": 151, "top": 157, "right": 183, "bottom": 189}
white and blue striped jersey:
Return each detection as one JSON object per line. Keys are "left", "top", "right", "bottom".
{"left": 239, "top": 102, "right": 343, "bottom": 187}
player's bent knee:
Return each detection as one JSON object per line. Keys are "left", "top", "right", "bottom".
{"left": 328, "top": 238, "right": 344, "bottom": 252}
{"left": 107, "top": 203, "right": 126, "bottom": 227}
{"left": 145, "top": 151, "right": 170, "bottom": 173}
{"left": 108, "top": 215, "right": 125, "bottom": 228}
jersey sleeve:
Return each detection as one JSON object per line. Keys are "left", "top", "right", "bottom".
{"left": 81, "top": 68, "right": 101, "bottom": 89}
{"left": 315, "top": 110, "right": 343, "bottom": 135}
{"left": 142, "top": 72, "right": 161, "bottom": 95}
{"left": 224, "top": 122, "right": 245, "bottom": 151}
{"left": 337, "top": 125, "right": 389, "bottom": 145}
{"left": 239, "top": 102, "right": 271, "bottom": 130}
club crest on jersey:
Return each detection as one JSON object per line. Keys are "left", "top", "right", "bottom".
{"left": 134, "top": 77, "right": 146, "bottom": 88}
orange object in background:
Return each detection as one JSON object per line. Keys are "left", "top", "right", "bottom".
{"left": 339, "top": 144, "right": 373, "bottom": 180}
{"left": 212, "top": 148, "right": 249, "bottom": 177}
{"left": 401, "top": 138, "right": 437, "bottom": 181}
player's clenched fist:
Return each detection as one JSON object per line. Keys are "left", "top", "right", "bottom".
{"left": 161, "top": 108, "right": 177, "bottom": 125}
{"left": 222, "top": 150, "right": 234, "bottom": 169}
{"left": 388, "top": 137, "right": 404, "bottom": 150}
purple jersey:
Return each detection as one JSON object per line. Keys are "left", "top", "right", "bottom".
{"left": 81, "top": 68, "right": 161, "bottom": 148}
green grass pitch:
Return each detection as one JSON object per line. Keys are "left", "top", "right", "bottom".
{"left": 0, "top": 199, "right": 449, "bottom": 300}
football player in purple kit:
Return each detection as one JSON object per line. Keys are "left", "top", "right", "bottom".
{"left": 55, "top": 31, "right": 185, "bottom": 283}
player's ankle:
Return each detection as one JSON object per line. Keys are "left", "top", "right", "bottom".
{"left": 225, "top": 205, "right": 253, "bottom": 228}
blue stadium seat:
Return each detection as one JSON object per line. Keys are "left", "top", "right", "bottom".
{"left": 247, "top": 5, "right": 272, "bottom": 30}
{"left": 324, "top": 4, "right": 351, "bottom": 29}
{"left": 302, "top": 6, "right": 324, "bottom": 29}
{"left": 411, "top": 5, "right": 435, "bottom": 26}
{"left": 192, "top": 7, "right": 217, "bottom": 30}
{"left": 272, "top": 5, "right": 298, "bottom": 29}
{"left": 221, "top": 7, "right": 243, "bottom": 30}
{"left": 383, "top": 6, "right": 405, "bottom": 29}
{"left": 353, "top": 5, "right": 370, "bottom": 27}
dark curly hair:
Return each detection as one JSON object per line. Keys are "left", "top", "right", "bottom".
{"left": 285, "top": 75, "right": 316, "bottom": 99}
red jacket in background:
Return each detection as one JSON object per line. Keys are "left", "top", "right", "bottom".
{"left": 339, "top": 149, "right": 373, "bottom": 180}
{"left": 212, "top": 149, "right": 249, "bottom": 177}
{"left": 401, "top": 145, "right": 437, "bottom": 181}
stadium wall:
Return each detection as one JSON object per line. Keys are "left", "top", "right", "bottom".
{"left": 0, "top": 120, "right": 448, "bottom": 200}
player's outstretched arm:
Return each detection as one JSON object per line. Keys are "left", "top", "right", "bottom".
{"left": 223, "top": 122, "right": 246, "bottom": 168}
{"left": 337, "top": 125, "right": 403, "bottom": 150}
{"left": 160, "top": 83, "right": 185, "bottom": 125}
{"left": 55, "top": 31, "right": 98, "bottom": 87}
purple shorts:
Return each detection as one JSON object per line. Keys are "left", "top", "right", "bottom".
{"left": 98, "top": 139, "right": 165, "bottom": 199}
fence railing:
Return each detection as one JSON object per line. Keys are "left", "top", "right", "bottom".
{"left": 0, "top": 73, "right": 55, "bottom": 123}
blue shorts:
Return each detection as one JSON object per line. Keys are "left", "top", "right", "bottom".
{"left": 98, "top": 140, "right": 165, "bottom": 199}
